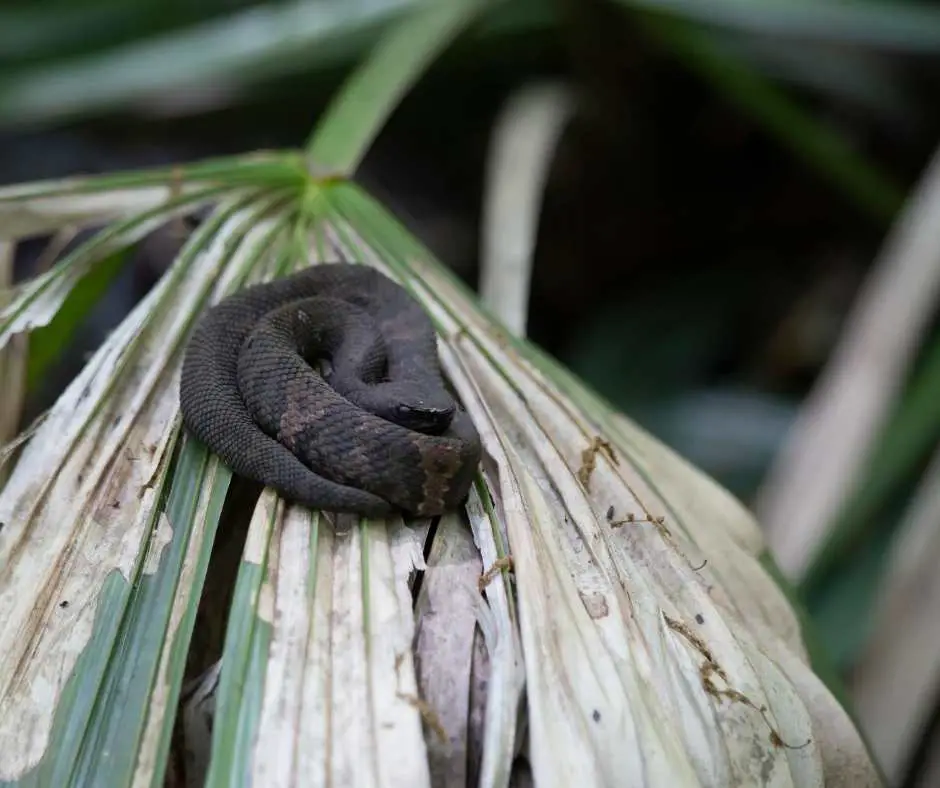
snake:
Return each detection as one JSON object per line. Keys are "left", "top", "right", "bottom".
{"left": 178, "top": 262, "right": 482, "bottom": 518}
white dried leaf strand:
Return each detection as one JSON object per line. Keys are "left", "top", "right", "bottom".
{"left": 0, "top": 200, "right": 277, "bottom": 779}
{"left": 0, "top": 184, "right": 203, "bottom": 241}
{"left": 0, "top": 196, "right": 221, "bottom": 352}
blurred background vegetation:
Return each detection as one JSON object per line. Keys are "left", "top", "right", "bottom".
{"left": 4, "top": 0, "right": 940, "bottom": 785}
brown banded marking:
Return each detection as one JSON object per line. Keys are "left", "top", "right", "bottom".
{"left": 417, "top": 441, "right": 465, "bottom": 516}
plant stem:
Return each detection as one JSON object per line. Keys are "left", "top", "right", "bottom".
{"left": 305, "top": 0, "right": 494, "bottom": 175}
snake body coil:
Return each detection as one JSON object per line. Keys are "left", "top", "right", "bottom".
{"left": 179, "top": 263, "right": 481, "bottom": 517}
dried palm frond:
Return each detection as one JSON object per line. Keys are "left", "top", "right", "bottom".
{"left": 0, "top": 1, "right": 882, "bottom": 786}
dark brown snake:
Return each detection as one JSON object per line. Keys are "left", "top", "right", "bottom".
{"left": 178, "top": 263, "right": 481, "bottom": 517}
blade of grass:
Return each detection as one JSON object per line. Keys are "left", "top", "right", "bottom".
{"left": 306, "top": 0, "right": 496, "bottom": 175}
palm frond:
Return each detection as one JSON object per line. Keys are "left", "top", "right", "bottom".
{"left": 0, "top": 0, "right": 884, "bottom": 784}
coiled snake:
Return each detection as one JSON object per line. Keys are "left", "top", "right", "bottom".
{"left": 179, "top": 263, "right": 481, "bottom": 517}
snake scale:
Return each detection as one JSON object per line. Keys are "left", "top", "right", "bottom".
{"left": 179, "top": 262, "right": 482, "bottom": 517}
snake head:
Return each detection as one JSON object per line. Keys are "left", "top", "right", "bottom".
{"left": 392, "top": 402, "right": 455, "bottom": 434}
{"left": 342, "top": 380, "right": 456, "bottom": 435}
